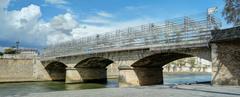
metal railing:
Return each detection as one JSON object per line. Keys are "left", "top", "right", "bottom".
{"left": 42, "top": 13, "right": 221, "bottom": 58}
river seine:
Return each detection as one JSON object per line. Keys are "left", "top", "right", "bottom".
{"left": 0, "top": 72, "right": 211, "bottom": 96}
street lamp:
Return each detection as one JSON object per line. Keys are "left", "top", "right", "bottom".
{"left": 16, "top": 41, "right": 20, "bottom": 53}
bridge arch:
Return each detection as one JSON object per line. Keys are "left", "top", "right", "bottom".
{"left": 119, "top": 52, "right": 211, "bottom": 86}
{"left": 70, "top": 57, "right": 114, "bottom": 83}
{"left": 45, "top": 61, "right": 67, "bottom": 81}
{"left": 131, "top": 52, "right": 193, "bottom": 67}
{"left": 74, "top": 57, "right": 114, "bottom": 68}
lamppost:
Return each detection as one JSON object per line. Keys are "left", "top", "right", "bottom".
{"left": 16, "top": 41, "right": 20, "bottom": 53}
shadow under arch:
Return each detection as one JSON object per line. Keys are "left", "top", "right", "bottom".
{"left": 75, "top": 57, "right": 114, "bottom": 68}
{"left": 45, "top": 61, "right": 67, "bottom": 81}
{"left": 74, "top": 57, "right": 114, "bottom": 83}
{"left": 129, "top": 52, "right": 194, "bottom": 85}
{"left": 131, "top": 52, "right": 193, "bottom": 67}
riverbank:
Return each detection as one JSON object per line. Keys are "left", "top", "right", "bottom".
{"left": 16, "top": 84, "right": 240, "bottom": 97}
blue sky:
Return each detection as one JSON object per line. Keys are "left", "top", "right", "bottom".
{"left": 0, "top": 0, "right": 232, "bottom": 51}
{"left": 7, "top": 0, "right": 226, "bottom": 22}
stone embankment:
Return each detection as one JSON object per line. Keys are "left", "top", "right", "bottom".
{"left": 0, "top": 58, "right": 51, "bottom": 82}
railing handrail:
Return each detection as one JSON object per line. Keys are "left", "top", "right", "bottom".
{"left": 42, "top": 13, "right": 221, "bottom": 58}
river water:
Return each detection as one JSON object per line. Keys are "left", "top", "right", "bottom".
{"left": 0, "top": 72, "right": 211, "bottom": 96}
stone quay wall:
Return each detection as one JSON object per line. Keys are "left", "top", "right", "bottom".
{"left": 0, "top": 58, "right": 51, "bottom": 82}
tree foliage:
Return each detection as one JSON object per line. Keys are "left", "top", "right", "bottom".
{"left": 4, "top": 48, "right": 16, "bottom": 54}
{"left": 0, "top": 52, "right": 3, "bottom": 56}
{"left": 222, "top": 0, "right": 240, "bottom": 26}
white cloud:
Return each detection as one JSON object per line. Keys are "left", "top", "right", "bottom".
{"left": 110, "top": 18, "right": 156, "bottom": 29}
{"left": 125, "top": 6, "right": 147, "bottom": 11}
{"left": 70, "top": 25, "right": 113, "bottom": 39}
{"left": 26, "top": 12, "right": 80, "bottom": 45}
{"left": 45, "top": 0, "right": 67, "bottom": 5}
{"left": 6, "top": 4, "right": 41, "bottom": 30}
{"left": 70, "top": 17, "right": 157, "bottom": 42}
{"left": 50, "top": 13, "right": 78, "bottom": 31}
{"left": 47, "top": 32, "right": 72, "bottom": 45}
{"left": 97, "top": 11, "right": 113, "bottom": 18}
{"left": 45, "top": 0, "right": 71, "bottom": 13}
{"left": 0, "top": 0, "right": 10, "bottom": 9}
{"left": 0, "top": 1, "right": 158, "bottom": 49}
{"left": 81, "top": 11, "right": 115, "bottom": 24}
{"left": 0, "top": 3, "right": 44, "bottom": 48}
{"left": 0, "top": 2, "right": 76, "bottom": 47}
{"left": 44, "top": 13, "right": 79, "bottom": 45}
{"left": 81, "top": 11, "right": 114, "bottom": 24}
{"left": 81, "top": 16, "right": 112, "bottom": 24}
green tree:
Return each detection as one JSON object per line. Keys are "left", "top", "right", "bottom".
{"left": 222, "top": 0, "right": 240, "bottom": 26}
{"left": 4, "top": 48, "right": 16, "bottom": 54}
{"left": 0, "top": 52, "right": 3, "bottom": 56}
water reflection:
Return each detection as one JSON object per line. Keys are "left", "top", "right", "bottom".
{"left": 0, "top": 72, "right": 211, "bottom": 96}
{"left": 164, "top": 72, "right": 211, "bottom": 84}
{"left": 64, "top": 83, "right": 105, "bottom": 90}
{"left": 0, "top": 79, "right": 118, "bottom": 96}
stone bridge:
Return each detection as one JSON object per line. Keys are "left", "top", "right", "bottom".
{"left": 41, "top": 13, "right": 240, "bottom": 86}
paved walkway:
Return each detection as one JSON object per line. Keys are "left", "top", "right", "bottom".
{"left": 8, "top": 84, "right": 240, "bottom": 97}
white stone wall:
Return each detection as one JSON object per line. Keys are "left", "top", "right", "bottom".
{"left": 162, "top": 66, "right": 211, "bottom": 72}
{"left": 0, "top": 58, "right": 51, "bottom": 82}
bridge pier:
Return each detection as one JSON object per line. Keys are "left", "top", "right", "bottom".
{"left": 211, "top": 42, "right": 240, "bottom": 86}
{"left": 65, "top": 67, "right": 107, "bottom": 84}
{"left": 65, "top": 67, "right": 83, "bottom": 83}
{"left": 119, "top": 66, "right": 163, "bottom": 87}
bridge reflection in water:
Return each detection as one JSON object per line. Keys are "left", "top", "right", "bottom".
{"left": 0, "top": 73, "right": 210, "bottom": 96}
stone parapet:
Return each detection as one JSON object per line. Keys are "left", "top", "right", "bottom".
{"left": 211, "top": 26, "right": 240, "bottom": 43}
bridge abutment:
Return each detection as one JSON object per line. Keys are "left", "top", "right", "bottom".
{"left": 119, "top": 66, "right": 163, "bottom": 87}
{"left": 211, "top": 27, "right": 240, "bottom": 86}
{"left": 211, "top": 42, "right": 240, "bottom": 86}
